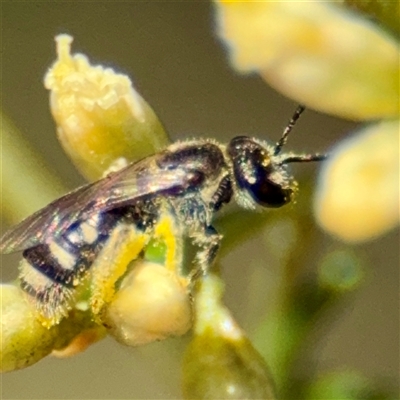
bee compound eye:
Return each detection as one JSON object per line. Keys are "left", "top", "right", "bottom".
{"left": 228, "top": 137, "right": 292, "bottom": 208}
{"left": 250, "top": 176, "right": 293, "bottom": 207}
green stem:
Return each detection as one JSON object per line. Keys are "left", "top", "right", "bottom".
{"left": 1, "top": 112, "right": 67, "bottom": 225}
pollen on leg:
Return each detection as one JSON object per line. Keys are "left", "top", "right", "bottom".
{"left": 89, "top": 223, "right": 148, "bottom": 316}
{"left": 153, "top": 210, "right": 183, "bottom": 275}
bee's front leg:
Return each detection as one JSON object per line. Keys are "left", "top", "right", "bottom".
{"left": 189, "top": 225, "right": 222, "bottom": 283}
{"left": 173, "top": 194, "right": 222, "bottom": 282}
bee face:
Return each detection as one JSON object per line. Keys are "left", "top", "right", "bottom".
{"left": 1, "top": 107, "right": 326, "bottom": 336}
{"left": 228, "top": 136, "right": 294, "bottom": 208}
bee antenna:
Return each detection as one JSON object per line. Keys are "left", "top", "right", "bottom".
{"left": 274, "top": 105, "right": 305, "bottom": 156}
{"left": 281, "top": 153, "right": 329, "bottom": 164}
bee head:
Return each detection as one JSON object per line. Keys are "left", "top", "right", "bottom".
{"left": 227, "top": 106, "right": 327, "bottom": 210}
{"left": 227, "top": 136, "right": 294, "bottom": 208}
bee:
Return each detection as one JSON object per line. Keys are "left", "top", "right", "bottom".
{"left": 1, "top": 106, "right": 326, "bottom": 330}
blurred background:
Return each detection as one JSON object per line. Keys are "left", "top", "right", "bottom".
{"left": 1, "top": 2, "right": 398, "bottom": 399}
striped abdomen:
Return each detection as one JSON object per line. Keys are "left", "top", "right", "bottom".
{"left": 19, "top": 212, "right": 117, "bottom": 325}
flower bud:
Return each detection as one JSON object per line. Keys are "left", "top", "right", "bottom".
{"left": 314, "top": 120, "right": 399, "bottom": 242}
{"left": 182, "top": 273, "right": 276, "bottom": 399}
{"left": 1, "top": 283, "right": 99, "bottom": 372}
{"left": 318, "top": 250, "right": 364, "bottom": 294}
{"left": 215, "top": 1, "right": 399, "bottom": 120}
{"left": 103, "top": 261, "right": 192, "bottom": 346}
{"left": 44, "top": 34, "right": 169, "bottom": 181}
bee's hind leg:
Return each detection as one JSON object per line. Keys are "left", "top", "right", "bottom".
{"left": 89, "top": 223, "right": 148, "bottom": 318}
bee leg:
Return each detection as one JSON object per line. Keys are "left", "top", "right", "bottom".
{"left": 90, "top": 223, "right": 149, "bottom": 319}
{"left": 189, "top": 225, "right": 222, "bottom": 282}
{"left": 211, "top": 175, "right": 233, "bottom": 212}
{"left": 152, "top": 209, "right": 184, "bottom": 277}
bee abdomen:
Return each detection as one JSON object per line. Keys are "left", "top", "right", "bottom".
{"left": 23, "top": 243, "right": 78, "bottom": 287}
{"left": 18, "top": 214, "right": 112, "bottom": 325}
{"left": 19, "top": 239, "right": 98, "bottom": 324}
{"left": 19, "top": 259, "right": 75, "bottom": 323}
{"left": 17, "top": 207, "right": 152, "bottom": 326}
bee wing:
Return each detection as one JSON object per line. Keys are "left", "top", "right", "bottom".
{"left": 1, "top": 156, "right": 198, "bottom": 254}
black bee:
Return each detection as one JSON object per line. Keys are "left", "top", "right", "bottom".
{"left": 1, "top": 106, "right": 326, "bottom": 327}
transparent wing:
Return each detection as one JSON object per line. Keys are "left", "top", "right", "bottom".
{"left": 1, "top": 155, "right": 197, "bottom": 254}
